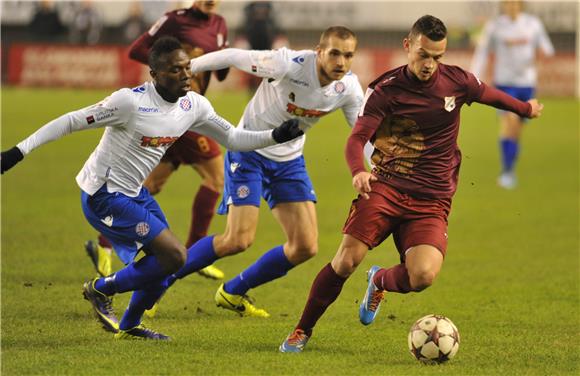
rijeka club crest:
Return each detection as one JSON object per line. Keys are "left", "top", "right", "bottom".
{"left": 444, "top": 96, "right": 456, "bottom": 112}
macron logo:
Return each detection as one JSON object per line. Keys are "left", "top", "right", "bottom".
{"left": 100, "top": 215, "right": 114, "bottom": 227}
{"left": 292, "top": 56, "right": 305, "bottom": 65}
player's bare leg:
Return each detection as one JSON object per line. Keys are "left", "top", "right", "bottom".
{"left": 211, "top": 205, "right": 270, "bottom": 317}
{"left": 213, "top": 205, "right": 260, "bottom": 257}
{"left": 498, "top": 112, "right": 524, "bottom": 189}
{"left": 143, "top": 161, "right": 175, "bottom": 195}
{"left": 272, "top": 201, "right": 318, "bottom": 265}
{"left": 191, "top": 155, "right": 225, "bottom": 279}
{"left": 404, "top": 244, "right": 443, "bottom": 290}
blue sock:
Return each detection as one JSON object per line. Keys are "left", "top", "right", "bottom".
{"left": 119, "top": 278, "right": 172, "bottom": 330}
{"left": 94, "top": 254, "right": 168, "bottom": 295}
{"left": 224, "top": 245, "right": 294, "bottom": 296}
{"left": 173, "top": 235, "right": 218, "bottom": 279}
{"left": 500, "top": 138, "right": 519, "bottom": 172}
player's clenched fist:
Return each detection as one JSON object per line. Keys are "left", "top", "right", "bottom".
{"left": 1, "top": 146, "right": 24, "bottom": 174}
{"left": 272, "top": 119, "right": 304, "bottom": 143}
{"left": 527, "top": 99, "right": 544, "bottom": 118}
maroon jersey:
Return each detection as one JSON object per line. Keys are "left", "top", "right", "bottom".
{"left": 346, "top": 64, "right": 532, "bottom": 199}
{"left": 129, "top": 6, "right": 229, "bottom": 95}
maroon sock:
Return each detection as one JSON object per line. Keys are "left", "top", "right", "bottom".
{"left": 373, "top": 264, "right": 412, "bottom": 293}
{"left": 98, "top": 234, "right": 112, "bottom": 249}
{"left": 296, "top": 263, "right": 347, "bottom": 335}
{"left": 185, "top": 185, "right": 220, "bottom": 248}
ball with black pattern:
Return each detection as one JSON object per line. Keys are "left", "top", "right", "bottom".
{"left": 408, "top": 314, "right": 460, "bottom": 364}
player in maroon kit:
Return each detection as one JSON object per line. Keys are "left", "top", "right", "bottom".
{"left": 279, "top": 15, "right": 543, "bottom": 353}
{"left": 85, "top": 1, "right": 228, "bottom": 282}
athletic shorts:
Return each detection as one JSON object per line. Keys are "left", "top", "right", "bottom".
{"left": 495, "top": 85, "right": 535, "bottom": 119}
{"left": 81, "top": 184, "right": 169, "bottom": 265}
{"left": 217, "top": 150, "right": 317, "bottom": 214}
{"left": 342, "top": 180, "right": 451, "bottom": 261}
{"left": 161, "top": 131, "right": 221, "bottom": 168}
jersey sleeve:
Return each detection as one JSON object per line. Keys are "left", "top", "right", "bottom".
{"left": 345, "top": 86, "right": 389, "bottom": 176}
{"left": 214, "top": 17, "right": 230, "bottom": 82}
{"left": 535, "top": 18, "right": 555, "bottom": 56}
{"left": 190, "top": 47, "right": 289, "bottom": 80}
{"left": 470, "top": 21, "right": 494, "bottom": 78}
{"left": 462, "top": 69, "right": 486, "bottom": 105}
{"left": 17, "top": 89, "right": 134, "bottom": 155}
{"left": 341, "top": 78, "right": 365, "bottom": 128}
{"left": 128, "top": 12, "right": 175, "bottom": 64}
{"left": 188, "top": 96, "right": 276, "bottom": 151}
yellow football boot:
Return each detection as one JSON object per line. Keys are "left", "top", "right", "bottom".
{"left": 215, "top": 284, "right": 270, "bottom": 318}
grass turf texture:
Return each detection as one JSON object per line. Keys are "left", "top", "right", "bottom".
{"left": 1, "top": 87, "right": 578, "bottom": 375}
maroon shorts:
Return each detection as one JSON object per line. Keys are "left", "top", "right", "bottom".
{"left": 161, "top": 131, "right": 221, "bottom": 168}
{"left": 342, "top": 180, "right": 451, "bottom": 260}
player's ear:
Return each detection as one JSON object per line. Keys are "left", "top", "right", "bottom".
{"left": 150, "top": 69, "right": 157, "bottom": 81}
{"left": 403, "top": 38, "right": 410, "bottom": 52}
{"left": 315, "top": 44, "right": 322, "bottom": 55}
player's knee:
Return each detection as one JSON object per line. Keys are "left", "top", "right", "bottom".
{"left": 144, "top": 180, "right": 162, "bottom": 195}
{"left": 410, "top": 269, "right": 437, "bottom": 291}
{"left": 287, "top": 242, "right": 318, "bottom": 264}
{"left": 204, "top": 174, "right": 224, "bottom": 193}
{"left": 162, "top": 246, "right": 186, "bottom": 273}
{"left": 224, "top": 236, "right": 253, "bottom": 255}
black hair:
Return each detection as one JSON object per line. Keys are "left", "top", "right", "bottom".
{"left": 319, "top": 26, "right": 357, "bottom": 48}
{"left": 409, "top": 15, "right": 447, "bottom": 42}
{"left": 148, "top": 36, "right": 183, "bottom": 71}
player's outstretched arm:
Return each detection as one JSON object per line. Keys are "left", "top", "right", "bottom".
{"left": 477, "top": 83, "right": 542, "bottom": 119}
{"left": 194, "top": 111, "right": 303, "bottom": 152}
{"left": 1, "top": 146, "right": 24, "bottom": 174}
{"left": 190, "top": 48, "right": 287, "bottom": 79}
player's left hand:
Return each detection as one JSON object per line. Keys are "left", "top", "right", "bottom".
{"left": 352, "top": 171, "right": 377, "bottom": 200}
{"left": 1, "top": 146, "right": 24, "bottom": 174}
{"left": 527, "top": 99, "right": 544, "bottom": 118}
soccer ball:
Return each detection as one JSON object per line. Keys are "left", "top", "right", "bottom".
{"left": 408, "top": 314, "right": 460, "bottom": 364}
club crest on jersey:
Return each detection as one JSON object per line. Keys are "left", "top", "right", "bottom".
{"left": 135, "top": 222, "right": 150, "bottom": 237}
{"left": 444, "top": 96, "right": 456, "bottom": 112}
{"left": 180, "top": 98, "right": 192, "bottom": 111}
{"left": 237, "top": 185, "right": 250, "bottom": 199}
{"left": 334, "top": 82, "right": 345, "bottom": 94}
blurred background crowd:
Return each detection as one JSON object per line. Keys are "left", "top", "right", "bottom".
{"left": 1, "top": 0, "right": 577, "bottom": 96}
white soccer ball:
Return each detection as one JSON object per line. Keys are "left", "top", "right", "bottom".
{"left": 408, "top": 314, "right": 460, "bottom": 364}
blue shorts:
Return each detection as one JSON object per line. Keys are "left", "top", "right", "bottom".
{"left": 217, "top": 151, "right": 317, "bottom": 214}
{"left": 495, "top": 85, "right": 535, "bottom": 119}
{"left": 81, "top": 185, "right": 169, "bottom": 265}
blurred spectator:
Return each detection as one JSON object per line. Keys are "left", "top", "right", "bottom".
{"left": 122, "top": 2, "right": 148, "bottom": 43}
{"left": 69, "top": 0, "right": 102, "bottom": 45}
{"left": 28, "top": 0, "right": 66, "bottom": 41}
{"left": 241, "top": 1, "right": 286, "bottom": 93}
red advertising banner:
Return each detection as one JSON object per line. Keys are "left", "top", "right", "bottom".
{"left": 7, "top": 44, "right": 577, "bottom": 97}
{"left": 7, "top": 44, "right": 143, "bottom": 88}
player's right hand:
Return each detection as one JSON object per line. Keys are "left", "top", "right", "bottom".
{"left": 352, "top": 171, "right": 377, "bottom": 200}
{"left": 527, "top": 99, "right": 544, "bottom": 118}
{"left": 272, "top": 119, "right": 304, "bottom": 143}
{"left": 1, "top": 146, "right": 24, "bottom": 174}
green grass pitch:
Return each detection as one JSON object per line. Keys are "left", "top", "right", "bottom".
{"left": 1, "top": 87, "right": 578, "bottom": 375}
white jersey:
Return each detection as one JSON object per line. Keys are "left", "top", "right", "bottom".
{"left": 17, "top": 82, "right": 277, "bottom": 197}
{"left": 471, "top": 13, "right": 554, "bottom": 87}
{"left": 191, "top": 48, "right": 364, "bottom": 161}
